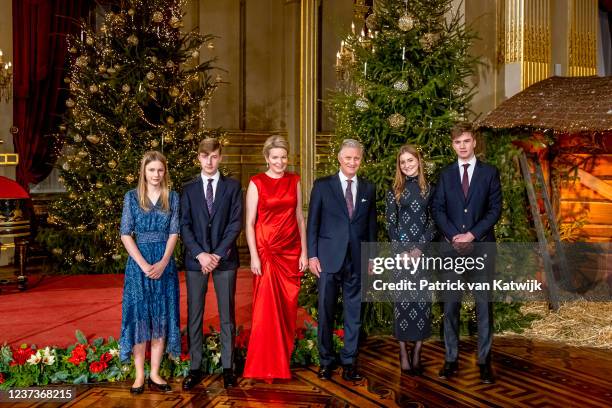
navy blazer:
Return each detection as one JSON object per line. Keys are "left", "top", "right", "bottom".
{"left": 432, "top": 160, "right": 502, "bottom": 242}
{"left": 180, "top": 174, "right": 243, "bottom": 271}
{"left": 307, "top": 173, "right": 377, "bottom": 274}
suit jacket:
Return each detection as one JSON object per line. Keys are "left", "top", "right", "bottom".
{"left": 307, "top": 173, "right": 377, "bottom": 274}
{"left": 180, "top": 174, "right": 243, "bottom": 271}
{"left": 432, "top": 160, "right": 502, "bottom": 242}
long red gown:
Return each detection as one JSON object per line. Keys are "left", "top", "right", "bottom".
{"left": 243, "top": 172, "right": 302, "bottom": 380}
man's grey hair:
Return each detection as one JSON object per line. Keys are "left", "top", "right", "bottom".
{"left": 338, "top": 138, "right": 364, "bottom": 154}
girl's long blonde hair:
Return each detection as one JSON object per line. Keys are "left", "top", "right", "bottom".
{"left": 393, "top": 145, "right": 428, "bottom": 201}
{"left": 137, "top": 151, "right": 170, "bottom": 212}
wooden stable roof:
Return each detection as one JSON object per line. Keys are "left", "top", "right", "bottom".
{"left": 476, "top": 76, "right": 612, "bottom": 133}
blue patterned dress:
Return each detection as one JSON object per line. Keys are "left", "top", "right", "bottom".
{"left": 119, "top": 189, "right": 181, "bottom": 362}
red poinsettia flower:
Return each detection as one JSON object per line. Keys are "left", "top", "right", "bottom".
{"left": 333, "top": 328, "right": 345, "bottom": 339}
{"left": 180, "top": 352, "right": 190, "bottom": 361}
{"left": 89, "top": 361, "right": 107, "bottom": 374}
{"left": 10, "top": 345, "right": 35, "bottom": 366}
{"left": 99, "top": 352, "right": 113, "bottom": 363}
{"left": 0, "top": 372, "right": 5, "bottom": 384}
{"left": 68, "top": 344, "right": 88, "bottom": 365}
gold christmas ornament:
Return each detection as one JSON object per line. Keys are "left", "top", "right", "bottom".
{"left": 107, "top": 160, "right": 118, "bottom": 169}
{"left": 355, "top": 97, "right": 369, "bottom": 111}
{"left": 63, "top": 77, "right": 71, "bottom": 84}
{"left": 152, "top": 11, "right": 164, "bottom": 23}
{"left": 127, "top": 8, "right": 135, "bottom": 16}
{"left": 419, "top": 33, "right": 438, "bottom": 52}
{"left": 106, "top": 66, "right": 116, "bottom": 74}
{"left": 118, "top": 126, "right": 127, "bottom": 135}
{"left": 69, "top": 192, "right": 77, "bottom": 199}
{"left": 122, "top": 84, "right": 130, "bottom": 93}
{"left": 75, "top": 56, "right": 88, "bottom": 67}
{"left": 65, "top": 99, "right": 75, "bottom": 108}
{"left": 85, "top": 36, "right": 94, "bottom": 45}
{"left": 62, "top": 162, "right": 71, "bottom": 171}
{"left": 127, "top": 34, "right": 139, "bottom": 46}
{"left": 126, "top": 174, "right": 135, "bottom": 183}
{"left": 169, "top": 16, "right": 181, "bottom": 28}
{"left": 73, "top": 134, "right": 82, "bottom": 142}
{"left": 146, "top": 71, "right": 155, "bottom": 80}
{"left": 166, "top": 116, "right": 175, "bottom": 125}
{"left": 398, "top": 13, "right": 415, "bottom": 31}
{"left": 69, "top": 46, "right": 77, "bottom": 54}
{"left": 150, "top": 56, "right": 158, "bottom": 63}
{"left": 75, "top": 253, "right": 85, "bottom": 261}
{"left": 393, "top": 80, "right": 409, "bottom": 92}
{"left": 388, "top": 113, "right": 406, "bottom": 128}
{"left": 59, "top": 124, "right": 67, "bottom": 132}
{"left": 98, "top": 65, "right": 107, "bottom": 73}
{"left": 97, "top": 223, "right": 105, "bottom": 231}
{"left": 95, "top": 181, "right": 103, "bottom": 188}
{"left": 165, "top": 133, "right": 173, "bottom": 143}
{"left": 86, "top": 134, "right": 100, "bottom": 144}
{"left": 77, "top": 150, "right": 88, "bottom": 158}
{"left": 74, "top": 156, "right": 82, "bottom": 163}
{"left": 89, "top": 84, "right": 99, "bottom": 93}
{"left": 191, "top": 50, "right": 200, "bottom": 59}
{"left": 169, "top": 87, "right": 180, "bottom": 97}
{"left": 151, "top": 140, "right": 160, "bottom": 147}
{"left": 166, "top": 61, "right": 175, "bottom": 69}
{"left": 104, "top": 198, "right": 113, "bottom": 206}
{"left": 365, "top": 13, "right": 379, "bottom": 31}
{"left": 52, "top": 248, "right": 63, "bottom": 255}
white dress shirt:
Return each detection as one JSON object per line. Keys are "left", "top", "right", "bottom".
{"left": 457, "top": 155, "right": 477, "bottom": 185}
{"left": 339, "top": 170, "right": 357, "bottom": 207}
{"left": 201, "top": 171, "right": 220, "bottom": 201}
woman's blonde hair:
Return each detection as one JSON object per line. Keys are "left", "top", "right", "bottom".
{"left": 393, "top": 145, "right": 428, "bottom": 201}
{"left": 137, "top": 151, "right": 170, "bottom": 212}
{"left": 262, "top": 135, "right": 289, "bottom": 158}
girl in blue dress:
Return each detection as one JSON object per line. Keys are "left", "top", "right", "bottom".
{"left": 119, "top": 151, "right": 180, "bottom": 393}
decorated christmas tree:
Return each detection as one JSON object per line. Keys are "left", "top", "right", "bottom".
{"left": 330, "top": 0, "right": 478, "bottom": 206}
{"left": 38, "top": 0, "right": 222, "bottom": 274}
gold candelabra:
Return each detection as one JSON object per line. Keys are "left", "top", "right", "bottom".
{"left": 0, "top": 49, "right": 13, "bottom": 102}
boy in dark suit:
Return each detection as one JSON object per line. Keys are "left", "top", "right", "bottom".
{"left": 180, "top": 138, "right": 243, "bottom": 389}
{"left": 307, "top": 139, "right": 377, "bottom": 382}
{"left": 432, "top": 122, "right": 502, "bottom": 384}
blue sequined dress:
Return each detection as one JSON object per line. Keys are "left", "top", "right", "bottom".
{"left": 119, "top": 189, "right": 181, "bottom": 362}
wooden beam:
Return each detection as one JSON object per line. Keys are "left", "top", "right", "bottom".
{"left": 577, "top": 169, "right": 612, "bottom": 201}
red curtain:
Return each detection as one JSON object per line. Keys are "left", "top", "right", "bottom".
{"left": 12, "top": 0, "right": 88, "bottom": 189}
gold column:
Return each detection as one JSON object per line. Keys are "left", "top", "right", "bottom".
{"left": 499, "top": 0, "right": 552, "bottom": 90}
{"left": 300, "top": 0, "right": 318, "bottom": 206}
{"left": 568, "top": 0, "right": 597, "bottom": 76}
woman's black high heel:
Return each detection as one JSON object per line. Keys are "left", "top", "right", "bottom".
{"left": 148, "top": 378, "right": 172, "bottom": 392}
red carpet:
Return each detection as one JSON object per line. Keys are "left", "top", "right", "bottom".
{"left": 2, "top": 269, "right": 311, "bottom": 347}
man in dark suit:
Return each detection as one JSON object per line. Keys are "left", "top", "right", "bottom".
{"left": 307, "top": 139, "right": 377, "bottom": 382}
{"left": 432, "top": 122, "right": 502, "bottom": 384}
{"left": 180, "top": 138, "right": 243, "bottom": 389}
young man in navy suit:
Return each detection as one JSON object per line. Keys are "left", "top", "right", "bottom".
{"left": 180, "top": 138, "right": 243, "bottom": 389}
{"left": 432, "top": 122, "right": 502, "bottom": 384}
{"left": 307, "top": 139, "right": 377, "bottom": 382}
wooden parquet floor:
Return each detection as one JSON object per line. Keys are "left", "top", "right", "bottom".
{"left": 3, "top": 336, "right": 611, "bottom": 408}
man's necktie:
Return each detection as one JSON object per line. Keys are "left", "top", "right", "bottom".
{"left": 206, "top": 178, "right": 214, "bottom": 213}
{"left": 462, "top": 163, "right": 470, "bottom": 198}
{"left": 345, "top": 179, "right": 354, "bottom": 218}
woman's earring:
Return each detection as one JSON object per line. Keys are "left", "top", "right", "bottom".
{"left": 266, "top": 162, "right": 269, "bottom": 168}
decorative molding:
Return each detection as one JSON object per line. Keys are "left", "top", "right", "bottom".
{"left": 568, "top": 0, "right": 597, "bottom": 76}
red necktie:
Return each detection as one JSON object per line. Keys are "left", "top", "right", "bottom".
{"left": 345, "top": 179, "right": 354, "bottom": 218}
{"left": 462, "top": 163, "right": 470, "bottom": 197}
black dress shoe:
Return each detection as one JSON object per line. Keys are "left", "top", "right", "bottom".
{"left": 223, "top": 368, "right": 237, "bottom": 388}
{"left": 342, "top": 365, "right": 363, "bottom": 381}
{"left": 318, "top": 365, "right": 333, "bottom": 380}
{"left": 479, "top": 364, "right": 495, "bottom": 384}
{"left": 182, "top": 370, "right": 204, "bottom": 390}
{"left": 129, "top": 384, "right": 144, "bottom": 394}
{"left": 148, "top": 378, "right": 172, "bottom": 392}
{"left": 438, "top": 361, "right": 458, "bottom": 379}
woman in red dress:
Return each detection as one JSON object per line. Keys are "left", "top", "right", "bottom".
{"left": 243, "top": 135, "right": 308, "bottom": 381}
